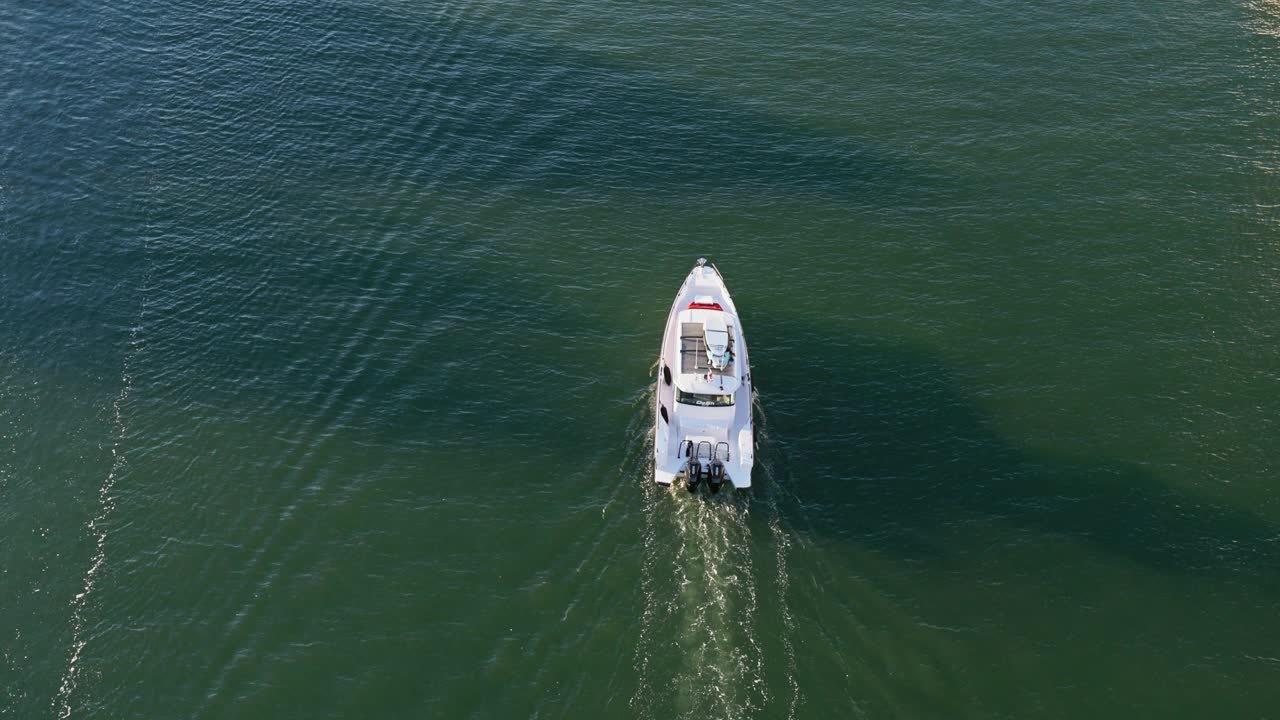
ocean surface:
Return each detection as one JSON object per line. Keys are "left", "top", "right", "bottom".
{"left": 4, "top": 0, "right": 1279, "bottom": 717}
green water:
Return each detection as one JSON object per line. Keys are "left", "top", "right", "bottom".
{"left": 3, "top": 0, "right": 1279, "bottom": 717}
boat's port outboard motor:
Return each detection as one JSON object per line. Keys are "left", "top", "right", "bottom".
{"left": 708, "top": 461, "right": 725, "bottom": 493}
{"left": 685, "top": 458, "right": 702, "bottom": 493}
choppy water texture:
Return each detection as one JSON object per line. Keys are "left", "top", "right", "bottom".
{"left": 3, "top": 0, "right": 1280, "bottom": 717}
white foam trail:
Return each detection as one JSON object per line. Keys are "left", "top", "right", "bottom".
{"left": 769, "top": 494, "right": 802, "bottom": 719}
{"left": 53, "top": 354, "right": 136, "bottom": 718}
{"left": 53, "top": 231, "right": 151, "bottom": 717}
{"left": 754, "top": 405, "right": 804, "bottom": 718}
{"left": 630, "top": 416, "right": 665, "bottom": 718}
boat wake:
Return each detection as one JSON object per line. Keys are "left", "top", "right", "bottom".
{"left": 631, "top": 391, "right": 802, "bottom": 720}
{"left": 760, "top": 448, "right": 803, "bottom": 720}
{"left": 53, "top": 313, "right": 146, "bottom": 719}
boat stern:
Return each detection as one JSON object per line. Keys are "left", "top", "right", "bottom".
{"left": 654, "top": 462, "right": 679, "bottom": 487}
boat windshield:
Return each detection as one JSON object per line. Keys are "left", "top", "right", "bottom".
{"left": 676, "top": 389, "right": 735, "bottom": 407}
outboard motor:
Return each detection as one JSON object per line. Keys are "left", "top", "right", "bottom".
{"left": 708, "top": 461, "right": 725, "bottom": 493}
{"left": 685, "top": 458, "right": 701, "bottom": 493}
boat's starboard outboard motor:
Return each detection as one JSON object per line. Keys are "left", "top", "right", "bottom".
{"left": 708, "top": 461, "right": 725, "bottom": 493}
{"left": 685, "top": 458, "right": 702, "bottom": 493}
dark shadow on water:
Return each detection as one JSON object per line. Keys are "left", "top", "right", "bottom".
{"left": 748, "top": 319, "right": 1280, "bottom": 593}
{"left": 152, "top": 2, "right": 936, "bottom": 206}
{"left": 10, "top": 2, "right": 944, "bottom": 386}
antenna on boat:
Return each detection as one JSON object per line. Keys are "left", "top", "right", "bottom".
{"left": 697, "top": 257, "right": 707, "bottom": 267}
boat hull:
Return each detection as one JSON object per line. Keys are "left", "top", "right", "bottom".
{"left": 654, "top": 261, "right": 754, "bottom": 490}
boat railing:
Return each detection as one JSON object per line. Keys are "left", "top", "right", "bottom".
{"left": 678, "top": 439, "right": 732, "bottom": 462}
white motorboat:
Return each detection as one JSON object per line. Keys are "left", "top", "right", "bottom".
{"left": 654, "top": 259, "right": 754, "bottom": 492}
